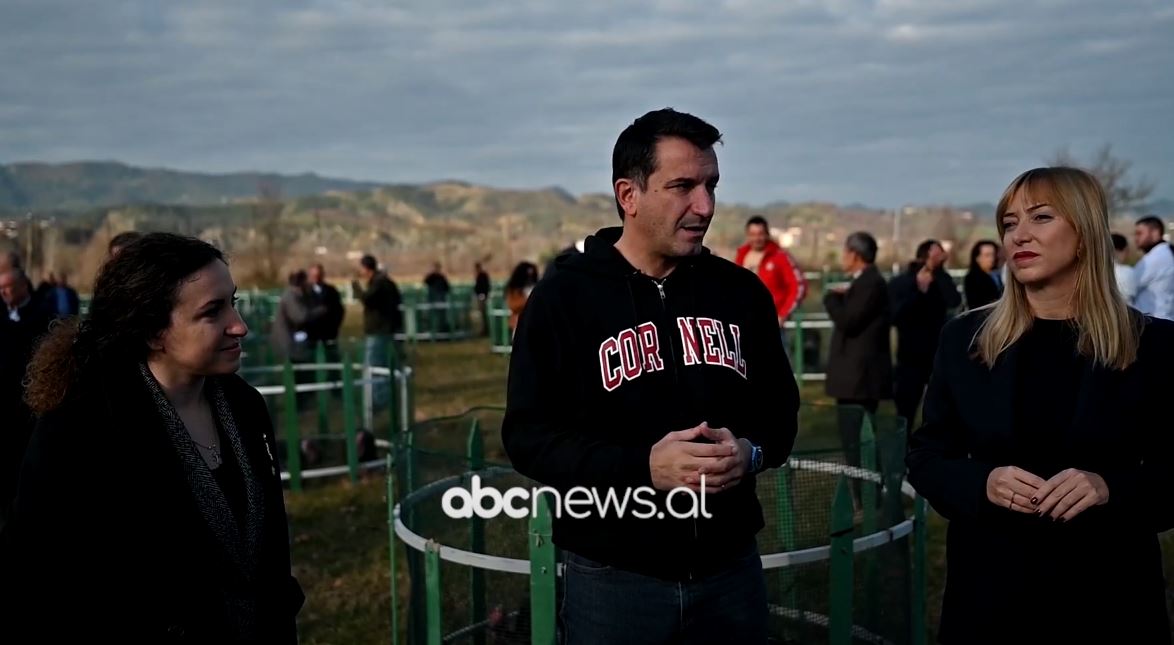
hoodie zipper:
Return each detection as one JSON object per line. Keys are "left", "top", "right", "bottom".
{"left": 651, "top": 278, "right": 681, "bottom": 386}
{"left": 651, "top": 275, "right": 697, "bottom": 581}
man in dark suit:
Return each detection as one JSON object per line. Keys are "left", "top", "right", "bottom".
{"left": 306, "top": 263, "right": 345, "bottom": 357}
{"left": 824, "top": 232, "right": 892, "bottom": 498}
{"left": 352, "top": 255, "right": 403, "bottom": 408}
{"left": 473, "top": 262, "right": 491, "bottom": 337}
{"left": 889, "top": 239, "right": 961, "bottom": 427}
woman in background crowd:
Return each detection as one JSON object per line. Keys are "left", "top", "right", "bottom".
{"left": 505, "top": 261, "right": 540, "bottom": 336}
{"left": 2, "top": 233, "right": 303, "bottom": 644}
{"left": 907, "top": 167, "right": 1174, "bottom": 643}
{"left": 963, "top": 239, "right": 1003, "bottom": 309}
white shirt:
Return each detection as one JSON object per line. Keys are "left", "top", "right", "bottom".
{"left": 1134, "top": 242, "right": 1174, "bottom": 320}
{"left": 6, "top": 295, "right": 30, "bottom": 322}
{"left": 1114, "top": 262, "right": 1138, "bottom": 303}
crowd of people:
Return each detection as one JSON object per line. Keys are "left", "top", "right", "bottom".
{"left": 0, "top": 107, "right": 1171, "bottom": 643}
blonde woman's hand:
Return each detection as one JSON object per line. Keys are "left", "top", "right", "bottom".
{"left": 986, "top": 466, "right": 1045, "bottom": 513}
{"left": 1033, "top": 468, "right": 1109, "bottom": 522}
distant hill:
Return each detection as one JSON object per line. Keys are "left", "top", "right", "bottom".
{"left": 0, "top": 161, "right": 386, "bottom": 211}
{"left": 0, "top": 160, "right": 1017, "bottom": 288}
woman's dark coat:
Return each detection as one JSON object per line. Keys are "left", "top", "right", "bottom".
{"left": 907, "top": 311, "right": 1174, "bottom": 644}
{"left": 2, "top": 364, "right": 303, "bottom": 644}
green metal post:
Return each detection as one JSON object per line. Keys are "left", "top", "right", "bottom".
{"left": 791, "top": 311, "right": 805, "bottom": 379}
{"left": 445, "top": 296, "right": 455, "bottom": 338}
{"left": 529, "top": 494, "right": 557, "bottom": 645}
{"left": 342, "top": 349, "right": 359, "bottom": 483}
{"left": 883, "top": 424, "right": 908, "bottom": 527}
{"left": 404, "top": 429, "right": 416, "bottom": 529}
{"left": 468, "top": 420, "right": 486, "bottom": 645}
{"left": 486, "top": 294, "right": 498, "bottom": 347}
{"left": 404, "top": 366, "right": 415, "bottom": 431}
{"left": 315, "top": 341, "right": 329, "bottom": 436}
{"left": 912, "top": 496, "right": 928, "bottom": 645}
{"left": 428, "top": 298, "right": 438, "bottom": 342}
{"left": 859, "top": 412, "right": 879, "bottom": 631}
{"left": 283, "top": 360, "right": 302, "bottom": 493}
{"left": 829, "top": 475, "right": 854, "bottom": 645}
{"left": 860, "top": 412, "right": 877, "bottom": 534}
{"left": 386, "top": 454, "right": 399, "bottom": 645}
{"left": 495, "top": 294, "right": 511, "bottom": 350}
{"left": 425, "top": 541, "right": 442, "bottom": 645}
{"left": 387, "top": 342, "right": 401, "bottom": 436}
{"left": 775, "top": 464, "right": 799, "bottom": 619}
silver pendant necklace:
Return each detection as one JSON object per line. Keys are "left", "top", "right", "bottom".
{"left": 190, "top": 437, "right": 222, "bottom": 468}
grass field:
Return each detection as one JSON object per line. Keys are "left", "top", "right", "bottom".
{"left": 283, "top": 337, "right": 1170, "bottom": 644}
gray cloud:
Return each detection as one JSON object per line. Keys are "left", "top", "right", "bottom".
{"left": 1, "top": 0, "right": 1171, "bottom": 207}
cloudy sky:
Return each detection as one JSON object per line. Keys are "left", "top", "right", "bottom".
{"left": 3, "top": 0, "right": 1172, "bottom": 207}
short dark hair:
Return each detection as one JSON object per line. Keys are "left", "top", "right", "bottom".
{"left": 108, "top": 231, "right": 144, "bottom": 255}
{"left": 745, "top": 215, "right": 769, "bottom": 231}
{"left": 915, "top": 239, "right": 940, "bottom": 262}
{"left": 360, "top": 255, "right": 378, "bottom": 272}
{"left": 611, "top": 108, "right": 722, "bottom": 220}
{"left": 1111, "top": 233, "right": 1128, "bottom": 252}
{"left": 1136, "top": 215, "right": 1165, "bottom": 235}
{"left": 845, "top": 232, "right": 878, "bottom": 265}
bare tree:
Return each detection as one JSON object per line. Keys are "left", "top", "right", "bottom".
{"left": 250, "top": 181, "right": 287, "bottom": 287}
{"left": 1048, "top": 144, "right": 1156, "bottom": 214}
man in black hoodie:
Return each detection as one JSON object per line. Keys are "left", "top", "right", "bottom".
{"left": 503, "top": 109, "right": 799, "bottom": 644}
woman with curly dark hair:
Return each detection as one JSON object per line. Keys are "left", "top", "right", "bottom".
{"left": 2, "top": 233, "right": 303, "bottom": 643}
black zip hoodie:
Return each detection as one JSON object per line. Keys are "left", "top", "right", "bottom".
{"left": 503, "top": 226, "right": 799, "bottom": 581}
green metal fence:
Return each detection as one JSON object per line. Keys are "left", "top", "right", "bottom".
{"left": 239, "top": 340, "right": 416, "bottom": 491}
{"left": 387, "top": 405, "right": 927, "bottom": 644}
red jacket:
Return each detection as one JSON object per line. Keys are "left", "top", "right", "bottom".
{"left": 734, "top": 241, "right": 806, "bottom": 321}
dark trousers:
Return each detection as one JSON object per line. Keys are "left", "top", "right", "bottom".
{"left": 477, "top": 296, "right": 489, "bottom": 337}
{"left": 559, "top": 548, "right": 767, "bottom": 644}
{"left": 836, "top": 399, "right": 878, "bottom": 505}
{"left": 893, "top": 362, "right": 932, "bottom": 430}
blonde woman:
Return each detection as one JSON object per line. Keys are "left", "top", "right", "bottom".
{"left": 907, "top": 167, "right": 1173, "bottom": 644}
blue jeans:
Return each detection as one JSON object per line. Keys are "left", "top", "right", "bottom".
{"left": 779, "top": 327, "right": 793, "bottom": 363}
{"left": 364, "top": 335, "right": 392, "bottom": 408}
{"left": 559, "top": 547, "right": 767, "bottom": 644}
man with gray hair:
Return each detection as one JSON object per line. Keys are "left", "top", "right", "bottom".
{"left": 824, "top": 232, "right": 892, "bottom": 503}
{"left": 0, "top": 266, "right": 53, "bottom": 526}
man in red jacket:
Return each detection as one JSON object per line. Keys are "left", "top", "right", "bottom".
{"left": 735, "top": 216, "right": 806, "bottom": 338}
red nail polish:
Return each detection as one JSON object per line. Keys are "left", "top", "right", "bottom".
{"left": 1030, "top": 497, "right": 1039, "bottom": 505}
